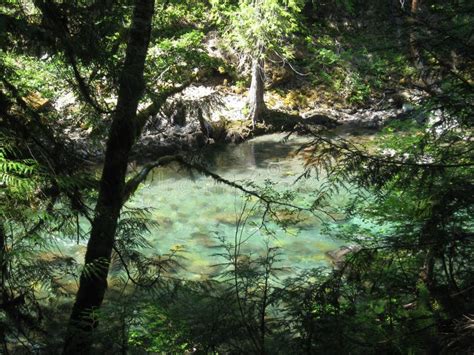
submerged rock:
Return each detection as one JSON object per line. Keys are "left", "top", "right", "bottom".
{"left": 190, "top": 232, "right": 216, "bottom": 248}
{"left": 154, "top": 214, "right": 174, "bottom": 229}
{"left": 213, "top": 212, "right": 238, "bottom": 225}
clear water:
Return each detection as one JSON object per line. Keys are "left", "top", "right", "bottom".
{"left": 125, "top": 133, "right": 349, "bottom": 280}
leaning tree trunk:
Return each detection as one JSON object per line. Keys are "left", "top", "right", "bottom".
{"left": 408, "top": 0, "right": 421, "bottom": 68}
{"left": 63, "top": 0, "right": 154, "bottom": 353}
{"left": 248, "top": 57, "right": 266, "bottom": 128}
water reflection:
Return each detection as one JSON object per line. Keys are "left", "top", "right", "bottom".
{"left": 205, "top": 136, "right": 305, "bottom": 174}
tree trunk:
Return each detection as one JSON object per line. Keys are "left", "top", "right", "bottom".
{"left": 0, "top": 223, "right": 7, "bottom": 354}
{"left": 63, "top": 0, "right": 154, "bottom": 353}
{"left": 248, "top": 57, "right": 266, "bottom": 128}
{"left": 0, "top": 223, "right": 6, "bottom": 301}
{"left": 390, "top": 0, "right": 403, "bottom": 46}
{"left": 409, "top": 0, "right": 421, "bottom": 67}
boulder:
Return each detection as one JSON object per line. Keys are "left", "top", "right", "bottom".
{"left": 23, "top": 92, "right": 53, "bottom": 111}
{"left": 303, "top": 113, "right": 340, "bottom": 128}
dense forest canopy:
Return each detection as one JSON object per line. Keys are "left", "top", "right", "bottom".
{"left": 0, "top": 0, "right": 473, "bottom": 353}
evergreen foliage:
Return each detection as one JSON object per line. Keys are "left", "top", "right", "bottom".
{"left": 0, "top": 0, "right": 473, "bottom": 353}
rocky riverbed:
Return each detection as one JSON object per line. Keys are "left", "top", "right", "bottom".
{"left": 132, "top": 84, "right": 427, "bottom": 160}
{"left": 54, "top": 83, "right": 427, "bottom": 162}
